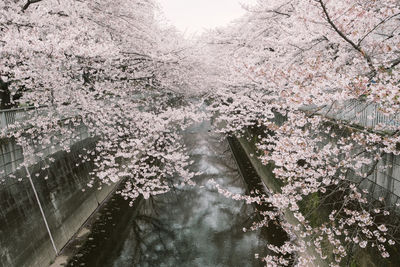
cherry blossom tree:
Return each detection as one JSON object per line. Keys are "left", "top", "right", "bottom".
{"left": 203, "top": 0, "right": 400, "bottom": 265}
{"left": 0, "top": 0, "right": 207, "bottom": 204}
{"left": 2, "top": 0, "right": 400, "bottom": 266}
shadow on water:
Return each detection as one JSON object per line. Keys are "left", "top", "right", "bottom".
{"left": 66, "top": 120, "right": 289, "bottom": 267}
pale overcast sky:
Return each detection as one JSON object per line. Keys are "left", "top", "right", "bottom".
{"left": 158, "top": 0, "right": 257, "bottom": 35}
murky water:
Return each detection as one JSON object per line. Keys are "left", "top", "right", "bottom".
{"left": 67, "top": 121, "right": 271, "bottom": 267}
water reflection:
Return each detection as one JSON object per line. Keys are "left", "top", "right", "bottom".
{"left": 68, "top": 121, "right": 269, "bottom": 267}
{"left": 113, "top": 121, "right": 267, "bottom": 267}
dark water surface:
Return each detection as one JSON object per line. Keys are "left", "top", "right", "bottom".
{"left": 67, "top": 121, "right": 271, "bottom": 267}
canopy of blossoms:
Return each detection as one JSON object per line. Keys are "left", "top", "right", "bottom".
{"left": 202, "top": 0, "right": 400, "bottom": 265}
{"left": 1, "top": 0, "right": 400, "bottom": 266}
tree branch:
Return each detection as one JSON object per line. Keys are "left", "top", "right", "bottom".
{"left": 389, "top": 56, "right": 400, "bottom": 69}
{"left": 317, "top": 0, "right": 376, "bottom": 75}
{"left": 357, "top": 12, "right": 400, "bottom": 46}
{"left": 22, "top": 0, "right": 44, "bottom": 12}
{"left": 266, "top": 10, "right": 290, "bottom": 17}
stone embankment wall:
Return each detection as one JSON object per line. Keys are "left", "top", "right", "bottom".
{"left": 0, "top": 137, "right": 115, "bottom": 267}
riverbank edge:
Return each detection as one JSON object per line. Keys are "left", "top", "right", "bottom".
{"left": 233, "top": 133, "right": 329, "bottom": 267}
{"left": 49, "top": 180, "right": 121, "bottom": 267}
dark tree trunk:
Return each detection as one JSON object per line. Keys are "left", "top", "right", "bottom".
{"left": 0, "top": 78, "right": 11, "bottom": 110}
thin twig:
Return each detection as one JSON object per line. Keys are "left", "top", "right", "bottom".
{"left": 317, "top": 0, "right": 376, "bottom": 75}
{"left": 357, "top": 12, "right": 400, "bottom": 46}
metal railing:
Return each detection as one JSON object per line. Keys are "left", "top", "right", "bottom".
{"left": 301, "top": 99, "right": 400, "bottom": 134}
{"left": 0, "top": 125, "right": 89, "bottom": 179}
{"left": 0, "top": 107, "right": 36, "bottom": 131}
{"left": 0, "top": 105, "right": 90, "bottom": 179}
{"left": 268, "top": 99, "right": 400, "bottom": 210}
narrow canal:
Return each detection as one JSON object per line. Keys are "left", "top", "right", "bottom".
{"left": 64, "top": 120, "right": 279, "bottom": 267}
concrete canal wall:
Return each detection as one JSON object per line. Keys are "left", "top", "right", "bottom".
{"left": 232, "top": 134, "right": 328, "bottom": 267}
{"left": 0, "top": 137, "right": 115, "bottom": 267}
